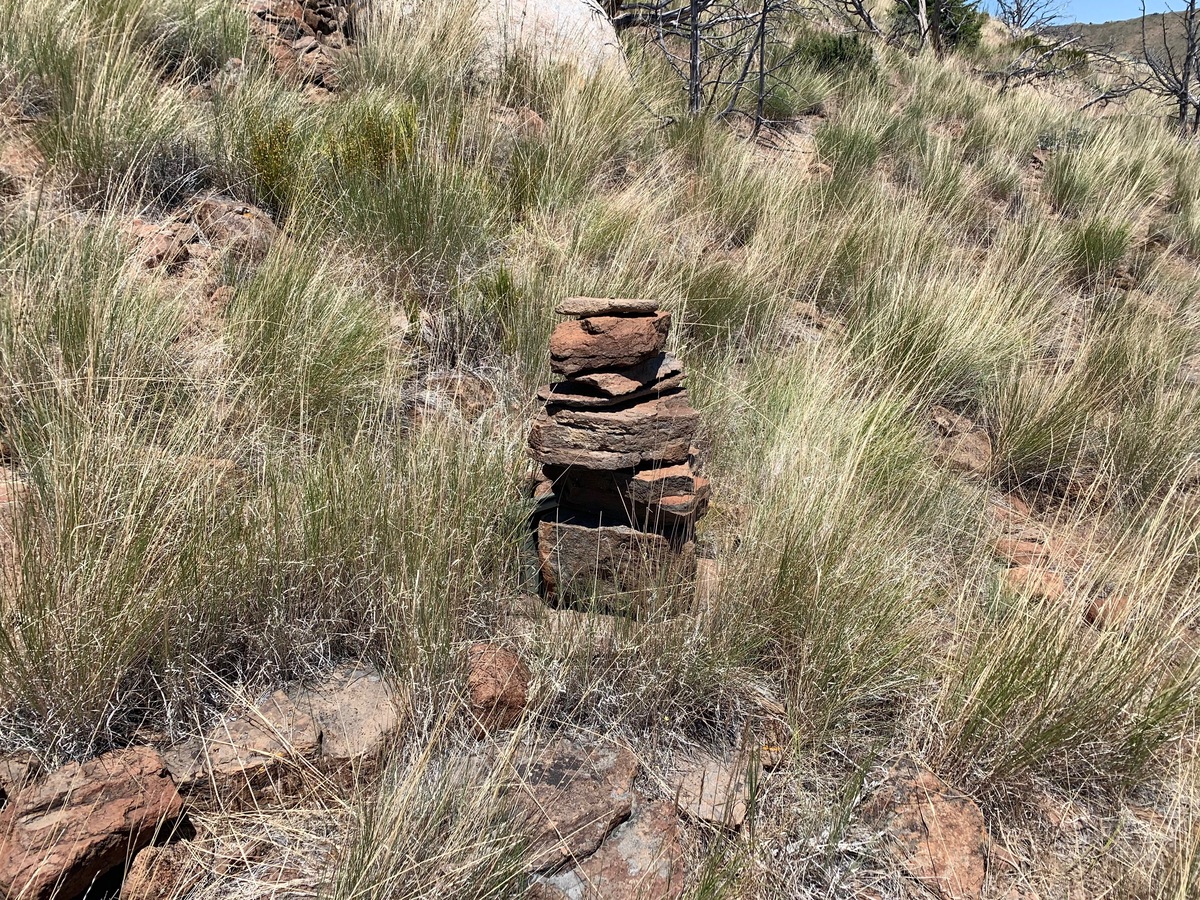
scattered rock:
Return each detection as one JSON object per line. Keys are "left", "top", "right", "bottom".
{"left": 992, "top": 530, "right": 1058, "bottom": 568}
{"left": 188, "top": 196, "right": 278, "bottom": 266}
{"left": 1084, "top": 591, "right": 1130, "bottom": 629}
{"left": 249, "top": 0, "right": 352, "bottom": 89}
{"left": 129, "top": 219, "right": 200, "bottom": 271}
{"left": 165, "top": 689, "right": 319, "bottom": 801}
{"left": 865, "top": 767, "right": 989, "bottom": 900}
{"left": 165, "top": 664, "right": 401, "bottom": 800}
{"left": 929, "top": 406, "right": 992, "bottom": 475}
{"left": 468, "top": 643, "right": 530, "bottom": 733}
{"left": 0, "top": 747, "right": 185, "bottom": 900}
{"left": 532, "top": 800, "right": 685, "bottom": 900}
{"left": 671, "top": 754, "right": 750, "bottom": 827}
{"left": 514, "top": 739, "right": 638, "bottom": 870}
{"left": 1002, "top": 565, "right": 1067, "bottom": 603}
{"left": 549, "top": 312, "right": 672, "bottom": 376}
{"left": 120, "top": 842, "right": 199, "bottom": 900}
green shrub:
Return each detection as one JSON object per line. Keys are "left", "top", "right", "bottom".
{"left": 786, "top": 31, "right": 877, "bottom": 76}
{"left": 1067, "top": 216, "right": 1131, "bottom": 282}
{"left": 227, "top": 249, "right": 389, "bottom": 430}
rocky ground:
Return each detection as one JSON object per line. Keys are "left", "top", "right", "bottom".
{"left": 0, "top": 0, "right": 1199, "bottom": 898}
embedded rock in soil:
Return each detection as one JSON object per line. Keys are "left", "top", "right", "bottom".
{"left": 188, "top": 196, "right": 278, "bottom": 266}
{"left": 0, "top": 752, "right": 40, "bottom": 809}
{"left": 293, "top": 665, "right": 404, "bottom": 767}
{"left": 549, "top": 313, "right": 671, "bottom": 377}
{"left": 671, "top": 754, "right": 750, "bottom": 828}
{"left": 865, "top": 767, "right": 989, "bottom": 900}
{"left": 569, "top": 353, "right": 684, "bottom": 398}
{"left": 1085, "top": 591, "right": 1130, "bottom": 629}
{"left": 121, "top": 843, "right": 199, "bottom": 900}
{"left": 467, "top": 642, "right": 530, "bottom": 733}
{"left": 555, "top": 297, "right": 661, "bottom": 318}
{"left": 531, "top": 800, "right": 685, "bottom": 900}
{"left": 164, "top": 689, "right": 319, "bottom": 801}
{"left": 1003, "top": 565, "right": 1067, "bottom": 603}
{"left": 992, "top": 530, "right": 1059, "bottom": 568}
{"left": 537, "top": 518, "right": 695, "bottom": 608}
{"left": 0, "top": 747, "right": 185, "bottom": 900}
{"left": 528, "top": 392, "right": 699, "bottom": 470}
{"left": 929, "top": 406, "right": 992, "bottom": 475}
{"left": 515, "top": 739, "right": 639, "bottom": 870}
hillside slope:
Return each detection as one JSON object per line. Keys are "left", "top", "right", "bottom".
{"left": 0, "top": 0, "right": 1198, "bottom": 897}
{"left": 1049, "top": 10, "right": 1191, "bottom": 58}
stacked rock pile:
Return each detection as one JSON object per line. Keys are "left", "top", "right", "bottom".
{"left": 528, "top": 298, "right": 708, "bottom": 612}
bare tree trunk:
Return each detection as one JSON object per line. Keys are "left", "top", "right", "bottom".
{"left": 752, "top": 0, "right": 769, "bottom": 134}
{"left": 916, "top": 0, "right": 930, "bottom": 50}
{"left": 689, "top": 0, "right": 703, "bottom": 114}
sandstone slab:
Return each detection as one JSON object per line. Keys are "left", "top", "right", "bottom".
{"left": 515, "top": 739, "right": 639, "bottom": 871}
{"left": 538, "top": 372, "right": 685, "bottom": 410}
{"left": 529, "top": 392, "right": 699, "bottom": 470}
{"left": 531, "top": 800, "right": 685, "bottom": 900}
{"left": 865, "top": 768, "right": 988, "bottom": 900}
{"left": 467, "top": 643, "right": 530, "bottom": 733}
{"left": 549, "top": 313, "right": 670, "bottom": 376}
{"left": 571, "top": 354, "right": 683, "bottom": 398}
{"left": 294, "top": 666, "right": 404, "bottom": 767}
{"left": 0, "top": 747, "right": 184, "bottom": 900}
{"left": 538, "top": 518, "right": 695, "bottom": 606}
{"left": 165, "top": 689, "right": 319, "bottom": 801}
{"left": 555, "top": 297, "right": 660, "bottom": 318}
{"left": 672, "top": 754, "right": 749, "bottom": 828}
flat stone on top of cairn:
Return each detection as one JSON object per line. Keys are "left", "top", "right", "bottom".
{"left": 528, "top": 298, "right": 709, "bottom": 613}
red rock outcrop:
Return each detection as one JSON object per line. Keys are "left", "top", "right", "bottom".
{"left": 529, "top": 299, "right": 707, "bottom": 611}
{"left": 0, "top": 747, "right": 185, "bottom": 900}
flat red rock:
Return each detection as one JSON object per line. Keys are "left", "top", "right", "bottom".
{"left": 549, "top": 313, "right": 671, "bottom": 376}
{"left": 0, "top": 747, "right": 184, "bottom": 900}
{"left": 528, "top": 393, "right": 699, "bottom": 470}
{"left": 555, "top": 297, "right": 660, "bottom": 317}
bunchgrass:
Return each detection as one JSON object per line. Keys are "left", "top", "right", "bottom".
{"left": 1, "top": 3, "right": 1199, "bottom": 896}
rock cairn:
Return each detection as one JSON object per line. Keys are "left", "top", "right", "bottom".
{"left": 528, "top": 298, "right": 708, "bottom": 612}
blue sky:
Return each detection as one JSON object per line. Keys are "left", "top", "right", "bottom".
{"left": 1059, "top": 0, "right": 1177, "bottom": 23}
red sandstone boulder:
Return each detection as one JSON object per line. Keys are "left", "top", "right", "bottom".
{"left": 549, "top": 313, "right": 671, "bottom": 376}
{"left": 0, "top": 747, "right": 184, "bottom": 900}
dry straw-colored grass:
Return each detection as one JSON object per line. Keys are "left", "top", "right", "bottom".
{"left": 0, "top": 0, "right": 1198, "bottom": 895}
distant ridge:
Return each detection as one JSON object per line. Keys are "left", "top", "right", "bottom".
{"left": 1046, "top": 11, "right": 1189, "bottom": 59}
